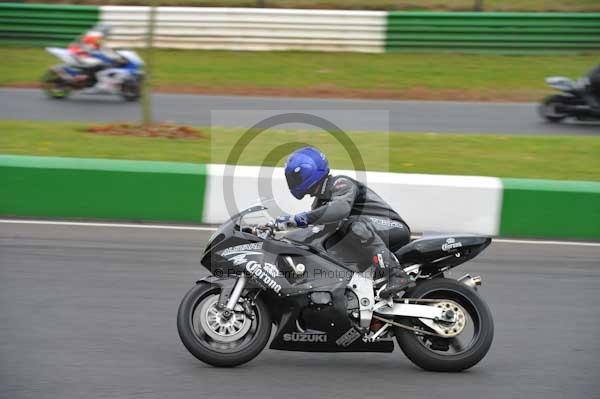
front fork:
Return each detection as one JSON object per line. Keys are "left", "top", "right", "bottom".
{"left": 225, "top": 274, "right": 247, "bottom": 310}
{"left": 217, "top": 274, "right": 248, "bottom": 315}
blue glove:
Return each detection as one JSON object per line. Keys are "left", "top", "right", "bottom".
{"left": 294, "top": 212, "right": 309, "bottom": 227}
{"left": 275, "top": 212, "right": 309, "bottom": 231}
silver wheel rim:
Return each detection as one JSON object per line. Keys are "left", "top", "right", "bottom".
{"left": 414, "top": 289, "right": 481, "bottom": 356}
{"left": 431, "top": 301, "right": 467, "bottom": 337}
{"left": 198, "top": 295, "right": 251, "bottom": 343}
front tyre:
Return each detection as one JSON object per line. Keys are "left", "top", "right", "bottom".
{"left": 395, "top": 278, "right": 494, "bottom": 372}
{"left": 120, "top": 78, "right": 140, "bottom": 102}
{"left": 177, "top": 282, "right": 271, "bottom": 367}
{"left": 538, "top": 95, "right": 569, "bottom": 122}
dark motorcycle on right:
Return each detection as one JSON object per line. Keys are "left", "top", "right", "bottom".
{"left": 538, "top": 68, "right": 600, "bottom": 123}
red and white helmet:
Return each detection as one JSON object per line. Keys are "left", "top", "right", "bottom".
{"left": 82, "top": 31, "right": 103, "bottom": 49}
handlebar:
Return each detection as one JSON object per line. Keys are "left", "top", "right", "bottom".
{"left": 254, "top": 221, "right": 278, "bottom": 239}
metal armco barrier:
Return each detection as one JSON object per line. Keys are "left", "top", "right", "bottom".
{"left": 100, "top": 6, "right": 387, "bottom": 53}
{"left": 1, "top": 4, "right": 599, "bottom": 53}
{"left": 0, "top": 3, "right": 99, "bottom": 46}
{"left": 386, "top": 12, "right": 600, "bottom": 53}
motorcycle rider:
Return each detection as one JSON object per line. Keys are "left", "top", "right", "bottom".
{"left": 585, "top": 64, "right": 600, "bottom": 110}
{"left": 275, "top": 146, "right": 414, "bottom": 299}
{"left": 68, "top": 29, "right": 124, "bottom": 88}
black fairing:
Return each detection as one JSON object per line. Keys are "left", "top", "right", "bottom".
{"left": 395, "top": 234, "right": 491, "bottom": 275}
{"left": 198, "top": 208, "right": 489, "bottom": 353}
{"left": 548, "top": 92, "right": 600, "bottom": 119}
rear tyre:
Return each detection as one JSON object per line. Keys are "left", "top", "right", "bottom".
{"left": 538, "top": 95, "right": 569, "bottom": 122}
{"left": 41, "top": 70, "right": 71, "bottom": 99}
{"left": 395, "top": 278, "right": 494, "bottom": 372}
{"left": 177, "top": 282, "right": 271, "bottom": 367}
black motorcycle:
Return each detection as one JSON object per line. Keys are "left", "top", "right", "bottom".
{"left": 539, "top": 76, "right": 600, "bottom": 123}
{"left": 177, "top": 206, "right": 494, "bottom": 372}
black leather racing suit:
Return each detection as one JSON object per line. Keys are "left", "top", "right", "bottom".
{"left": 301, "top": 175, "right": 411, "bottom": 274}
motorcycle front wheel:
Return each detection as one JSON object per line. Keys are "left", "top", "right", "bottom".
{"left": 395, "top": 278, "right": 494, "bottom": 372}
{"left": 177, "top": 282, "right": 271, "bottom": 367}
{"left": 41, "top": 70, "right": 71, "bottom": 99}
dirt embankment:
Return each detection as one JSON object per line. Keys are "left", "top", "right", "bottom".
{"left": 86, "top": 123, "right": 206, "bottom": 139}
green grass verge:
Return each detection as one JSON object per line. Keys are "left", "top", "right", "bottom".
{"left": 23, "top": 0, "right": 600, "bottom": 12}
{"left": 2, "top": 47, "right": 599, "bottom": 100}
{"left": 1, "top": 120, "right": 599, "bottom": 181}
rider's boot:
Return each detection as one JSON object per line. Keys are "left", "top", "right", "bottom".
{"left": 379, "top": 268, "right": 414, "bottom": 300}
{"left": 375, "top": 252, "right": 414, "bottom": 300}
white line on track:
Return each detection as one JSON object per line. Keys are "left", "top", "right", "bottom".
{"left": 1, "top": 219, "right": 599, "bottom": 247}
{"left": 490, "top": 238, "right": 600, "bottom": 247}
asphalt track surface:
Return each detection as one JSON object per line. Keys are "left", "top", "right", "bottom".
{"left": 1, "top": 88, "right": 599, "bottom": 135}
{"left": 1, "top": 221, "right": 599, "bottom": 399}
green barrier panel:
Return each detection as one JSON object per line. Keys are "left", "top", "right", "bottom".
{"left": 386, "top": 12, "right": 600, "bottom": 53}
{"left": 0, "top": 155, "right": 207, "bottom": 223}
{"left": 500, "top": 178, "right": 600, "bottom": 240}
{"left": 0, "top": 3, "right": 99, "bottom": 46}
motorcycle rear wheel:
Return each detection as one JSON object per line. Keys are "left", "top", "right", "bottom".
{"left": 538, "top": 95, "right": 569, "bottom": 122}
{"left": 177, "top": 282, "right": 271, "bottom": 367}
{"left": 120, "top": 78, "right": 140, "bottom": 102}
{"left": 395, "top": 278, "right": 494, "bottom": 372}
{"left": 41, "top": 70, "right": 71, "bottom": 100}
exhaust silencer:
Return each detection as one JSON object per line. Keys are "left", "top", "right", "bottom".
{"left": 458, "top": 274, "right": 482, "bottom": 290}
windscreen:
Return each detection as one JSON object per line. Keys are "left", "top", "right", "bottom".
{"left": 239, "top": 207, "right": 272, "bottom": 232}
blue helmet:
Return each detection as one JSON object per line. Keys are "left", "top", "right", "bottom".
{"left": 284, "top": 147, "right": 330, "bottom": 199}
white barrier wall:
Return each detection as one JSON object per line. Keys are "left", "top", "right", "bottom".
{"left": 202, "top": 164, "right": 313, "bottom": 224}
{"left": 100, "top": 6, "right": 386, "bottom": 52}
{"left": 203, "top": 164, "right": 503, "bottom": 235}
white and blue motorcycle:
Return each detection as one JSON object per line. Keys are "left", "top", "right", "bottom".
{"left": 42, "top": 47, "right": 144, "bottom": 101}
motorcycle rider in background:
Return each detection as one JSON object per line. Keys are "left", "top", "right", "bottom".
{"left": 68, "top": 29, "right": 125, "bottom": 90}
{"left": 584, "top": 64, "right": 600, "bottom": 110}
{"left": 275, "top": 147, "right": 414, "bottom": 300}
